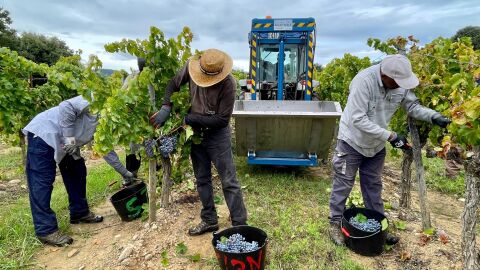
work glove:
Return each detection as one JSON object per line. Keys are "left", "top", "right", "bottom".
{"left": 149, "top": 105, "right": 171, "bottom": 129}
{"left": 122, "top": 171, "right": 135, "bottom": 187}
{"left": 63, "top": 137, "right": 78, "bottom": 155}
{"left": 431, "top": 113, "right": 451, "bottom": 128}
{"left": 390, "top": 134, "right": 411, "bottom": 150}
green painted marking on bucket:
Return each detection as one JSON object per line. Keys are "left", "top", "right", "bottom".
{"left": 126, "top": 197, "right": 142, "bottom": 218}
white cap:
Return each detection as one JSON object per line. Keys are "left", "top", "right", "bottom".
{"left": 380, "top": 54, "right": 419, "bottom": 89}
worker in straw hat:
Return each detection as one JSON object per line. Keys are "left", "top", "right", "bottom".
{"left": 150, "top": 49, "right": 248, "bottom": 235}
{"left": 328, "top": 54, "right": 451, "bottom": 246}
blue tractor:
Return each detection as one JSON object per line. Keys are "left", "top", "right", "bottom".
{"left": 234, "top": 17, "right": 342, "bottom": 166}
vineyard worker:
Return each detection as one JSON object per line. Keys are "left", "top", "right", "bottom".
{"left": 150, "top": 49, "right": 248, "bottom": 235}
{"left": 23, "top": 95, "right": 103, "bottom": 247}
{"left": 328, "top": 54, "right": 451, "bottom": 246}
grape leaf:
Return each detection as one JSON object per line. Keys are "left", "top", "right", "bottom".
{"left": 394, "top": 220, "right": 406, "bottom": 230}
{"left": 176, "top": 242, "right": 187, "bottom": 255}
{"left": 381, "top": 218, "right": 389, "bottom": 231}
{"left": 185, "top": 125, "right": 194, "bottom": 141}
{"left": 354, "top": 213, "right": 368, "bottom": 223}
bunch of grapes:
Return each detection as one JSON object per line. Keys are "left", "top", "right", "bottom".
{"left": 159, "top": 136, "right": 177, "bottom": 157}
{"left": 349, "top": 216, "right": 381, "bottom": 233}
{"left": 216, "top": 233, "right": 259, "bottom": 253}
{"left": 144, "top": 139, "right": 157, "bottom": 158}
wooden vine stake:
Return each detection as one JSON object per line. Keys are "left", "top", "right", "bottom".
{"left": 148, "top": 83, "right": 157, "bottom": 223}
{"left": 399, "top": 149, "right": 413, "bottom": 208}
{"left": 408, "top": 117, "right": 431, "bottom": 229}
{"left": 148, "top": 158, "right": 157, "bottom": 223}
{"left": 461, "top": 149, "right": 480, "bottom": 270}
{"left": 160, "top": 156, "right": 172, "bottom": 208}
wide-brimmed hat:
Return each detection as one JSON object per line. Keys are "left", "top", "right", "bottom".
{"left": 380, "top": 54, "right": 419, "bottom": 89}
{"left": 188, "top": 49, "right": 233, "bottom": 87}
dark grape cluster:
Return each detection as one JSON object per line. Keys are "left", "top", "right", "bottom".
{"left": 159, "top": 136, "right": 177, "bottom": 157}
{"left": 144, "top": 139, "right": 157, "bottom": 158}
{"left": 349, "top": 217, "right": 381, "bottom": 233}
{"left": 216, "top": 233, "right": 259, "bottom": 253}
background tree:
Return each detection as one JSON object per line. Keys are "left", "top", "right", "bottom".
{"left": 17, "top": 32, "right": 73, "bottom": 65}
{"left": 0, "top": 7, "right": 18, "bottom": 50}
{"left": 452, "top": 26, "right": 480, "bottom": 51}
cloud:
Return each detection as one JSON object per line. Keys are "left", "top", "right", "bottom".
{"left": 3, "top": 0, "right": 480, "bottom": 71}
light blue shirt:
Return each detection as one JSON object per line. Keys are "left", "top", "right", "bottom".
{"left": 338, "top": 64, "right": 438, "bottom": 157}
{"left": 23, "top": 96, "right": 99, "bottom": 163}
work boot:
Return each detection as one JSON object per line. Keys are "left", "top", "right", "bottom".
{"left": 386, "top": 233, "right": 400, "bottom": 245}
{"left": 37, "top": 231, "right": 73, "bottom": 247}
{"left": 70, "top": 212, "right": 104, "bottom": 224}
{"left": 188, "top": 221, "right": 219, "bottom": 236}
{"left": 329, "top": 221, "right": 345, "bottom": 246}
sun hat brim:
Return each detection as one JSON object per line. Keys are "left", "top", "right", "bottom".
{"left": 188, "top": 50, "right": 233, "bottom": 88}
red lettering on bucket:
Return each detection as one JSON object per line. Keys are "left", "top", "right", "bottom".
{"left": 246, "top": 249, "right": 263, "bottom": 269}
{"left": 231, "top": 259, "right": 246, "bottom": 270}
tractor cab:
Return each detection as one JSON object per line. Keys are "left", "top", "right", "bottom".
{"left": 240, "top": 18, "right": 318, "bottom": 101}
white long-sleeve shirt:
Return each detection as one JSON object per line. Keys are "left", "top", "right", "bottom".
{"left": 23, "top": 95, "right": 99, "bottom": 163}
{"left": 338, "top": 64, "right": 438, "bottom": 157}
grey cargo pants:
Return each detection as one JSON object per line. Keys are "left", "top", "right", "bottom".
{"left": 191, "top": 127, "right": 247, "bottom": 226}
{"left": 329, "top": 140, "right": 386, "bottom": 222}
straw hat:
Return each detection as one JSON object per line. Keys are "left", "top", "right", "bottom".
{"left": 188, "top": 49, "right": 233, "bottom": 87}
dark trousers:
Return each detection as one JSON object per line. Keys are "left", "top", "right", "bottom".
{"left": 26, "top": 133, "right": 89, "bottom": 236}
{"left": 190, "top": 127, "right": 247, "bottom": 225}
{"left": 329, "top": 140, "right": 386, "bottom": 222}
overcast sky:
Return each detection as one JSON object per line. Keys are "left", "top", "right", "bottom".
{"left": 3, "top": 0, "right": 480, "bottom": 71}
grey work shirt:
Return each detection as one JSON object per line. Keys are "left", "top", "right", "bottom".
{"left": 338, "top": 64, "right": 438, "bottom": 157}
{"left": 23, "top": 95, "right": 99, "bottom": 163}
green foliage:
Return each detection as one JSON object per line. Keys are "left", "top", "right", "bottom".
{"left": 0, "top": 7, "right": 18, "bottom": 50}
{"left": 452, "top": 26, "right": 480, "bottom": 50}
{"left": 99, "top": 26, "right": 194, "bottom": 182}
{"left": 16, "top": 32, "right": 73, "bottom": 65}
{"left": 315, "top": 53, "right": 371, "bottom": 107}
{"left": 353, "top": 213, "right": 367, "bottom": 223}
{"left": 0, "top": 47, "right": 51, "bottom": 141}
{"left": 368, "top": 36, "right": 480, "bottom": 150}
{"left": 175, "top": 242, "right": 187, "bottom": 255}
{"left": 394, "top": 220, "right": 407, "bottom": 230}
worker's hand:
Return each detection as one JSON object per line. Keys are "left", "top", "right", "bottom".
{"left": 431, "top": 113, "right": 451, "bottom": 128}
{"left": 149, "top": 105, "right": 171, "bottom": 129}
{"left": 122, "top": 171, "right": 135, "bottom": 187}
{"left": 62, "top": 137, "right": 78, "bottom": 155}
{"left": 390, "top": 134, "right": 411, "bottom": 150}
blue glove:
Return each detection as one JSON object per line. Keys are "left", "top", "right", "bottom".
{"left": 150, "top": 105, "right": 171, "bottom": 129}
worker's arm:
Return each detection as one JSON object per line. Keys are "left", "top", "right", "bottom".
{"left": 348, "top": 83, "right": 391, "bottom": 142}
{"left": 103, "top": 150, "right": 130, "bottom": 177}
{"left": 162, "top": 63, "right": 190, "bottom": 105}
{"left": 185, "top": 77, "right": 235, "bottom": 129}
{"left": 401, "top": 89, "right": 437, "bottom": 123}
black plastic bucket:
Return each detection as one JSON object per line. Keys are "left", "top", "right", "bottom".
{"left": 110, "top": 181, "right": 148, "bottom": 221}
{"left": 341, "top": 207, "right": 388, "bottom": 256}
{"left": 212, "top": 225, "right": 268, "bottom": 270}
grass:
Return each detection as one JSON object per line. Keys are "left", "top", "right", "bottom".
{"left": 0, "top": 146, "right": 24, "bottom": 181}
{"left": 229, "top": 159, "right": 367, "bottom": 270}
{"left": 0, "top": 162, "right": 118, "bottom": 269}
{"left": 386, "top": 147, "right": 465, "bottom": 197}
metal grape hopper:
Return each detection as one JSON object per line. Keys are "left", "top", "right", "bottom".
{"left": 235, "top": 17, "right": 342, "bottom": 166}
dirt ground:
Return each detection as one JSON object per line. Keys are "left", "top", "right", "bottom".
{"left": 30, "top": 162, "right": 467, "bottom": 270}
{"left": 346, "top": 163, "right": 465, "bottom": 270}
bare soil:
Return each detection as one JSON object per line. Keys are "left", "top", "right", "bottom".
{"left": 30, "top": 162, "right": 467, "bottom": 270}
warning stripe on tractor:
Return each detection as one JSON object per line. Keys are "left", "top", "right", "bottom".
{"left": 250, "top": 34, "right": 257, "bottom": 93}
{"left": 252, "top": 22, "right": 316, "bottom": 29}
{"left": 307, "top": 32, "right": 314, "bottom": 94}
